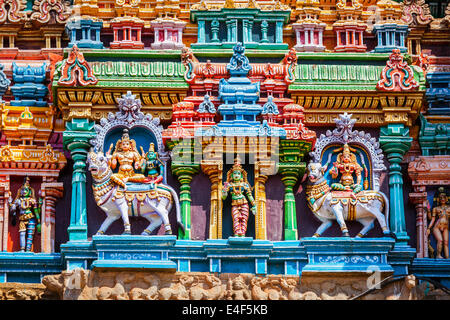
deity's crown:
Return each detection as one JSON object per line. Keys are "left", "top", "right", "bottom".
{"left": 343, "top": 143, "right": 351, "bottom": 155}
{"left": 231, "top": 156, "right": 243, "bottom": 171}
{"left": 149, "top": 142, "right": 155, "bottom": 153}
{"left": 121, "top": 129, "right": 130, "bottom": 141}
{"left": 438, "top": 187, "right": 447, "bottom": 197}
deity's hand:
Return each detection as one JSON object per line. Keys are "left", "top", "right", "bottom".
{"left": 427, "top": 228, "right": 431, "bottom": 236}
{"left": 107, "top": 143, "right": 114, "bottom": 156}
{"left": 251, "top": 206, "right": 256, "bottom": 215}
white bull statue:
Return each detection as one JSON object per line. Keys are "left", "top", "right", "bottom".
{"left": 305, "top": 161, "right": 393, "bottom": 238}
{"left": 87, "top": 151, "right": 184, "bottom": 236}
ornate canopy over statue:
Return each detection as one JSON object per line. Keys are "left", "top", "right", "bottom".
{"left": 90, "top": 91, "right": 169, "bottom": 182}
{"left": 310, "top": 112, "right": 386, "bottom": 191}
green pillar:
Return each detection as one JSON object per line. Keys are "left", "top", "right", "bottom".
{"left": 379, "top": 124, "right": 412, "bottom": 243}
{"left": 279, "top": 139, "right": 311, "bottom": 241}
{"left": 63, "top": 118, "right": 96, "bottom": 241}
{"left": 172, "top": 164, "right": 199, "bottom": 240}
{"left": 279, "top": 165, "right": 302, "bottom": 240}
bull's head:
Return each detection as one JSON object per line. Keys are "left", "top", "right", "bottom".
{"left": 306, "top": 161, "right": 327, "bottom": 184}
{"left": 87, "top": 150, "right": 112, "bottom": 181}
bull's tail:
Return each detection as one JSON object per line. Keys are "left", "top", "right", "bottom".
{"left": 164, "top": 185, "right": 185, "bottom": 234}
{"left": 379, "top": 191, "right": 390, "bottom": 231}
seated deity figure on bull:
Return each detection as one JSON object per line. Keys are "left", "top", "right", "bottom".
{"left": 327, "top": 143, "right": 368, "bottom": 199}
{"left": 107, "top": 129, "right": 163, "bottom": 190}
{"left": 306, "top": 113, "right": 393, "bottom": 238}
{"left": 87, "top": 91, "right": 183, "bottom": 236}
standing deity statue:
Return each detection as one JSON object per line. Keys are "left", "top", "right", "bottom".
{"left": 328, "top": 143, "right": 366, "bottom": 199}
{"left": 427, "top": 187, "right": 449, "bottom": 259}
{"left": 9, "top": 177, "right": 41, "bottom": 252}
{"left": 222, "top": 157, "right": 256, "bottom": 237}
{"left": 140, "top": 142, "right": 164, "bottom": 186}
{"left": 107, "top": 129, "right": 147, "bottom": 190}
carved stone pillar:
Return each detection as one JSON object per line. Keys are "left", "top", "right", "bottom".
{"left": 0, "top": 175, "right": 10, "bottom": 251}
{"left": 40, "top": 180, "right": 64, "bottom": 253}
{"left": 380, "top": 124, "right": 412, "bottom": 243}
{"left": 63, "top": 118, "right": 96, "bottom": 241}
{"left": 202, "top": 161, "right": 223, "bottom": 239}
{"left": 171, "top": 164, "right": 199, "bottom": 240}
{"left": 409, "top": 186, "right": 428, "bottom": 258}
{"left": 254, "top": 161, "right": 271, "bottom": 240}
{"left": 279, "top": 165, "right": 301, "bottom": 240}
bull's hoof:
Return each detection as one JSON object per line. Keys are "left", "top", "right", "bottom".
{"left": 95, "top": 230, "right": 105, "bottom": 236}
{"left": 312, "top": 233, "right": 320, "bottom": 238}
{"left": 165, "top": 230, "right": 172, "bottom": 235}
{"left": 385, "top": 231, "right": 397, "bottom": 240}
{"left": 141, "top": 229, "right": 152, "bottom": 236}
{"left": 356, "top": 233, "right": 364, "bottom": 238}
{"left": 122, "top": 230, "right": 131, "bottom": 235}
{"left": 343, "top": 232, "right": 350, "bottom": 237}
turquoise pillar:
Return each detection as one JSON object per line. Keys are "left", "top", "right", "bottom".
{"left": 275, "top": 21, "right": 283, "bottom": 43}
{"left": 63, "top": 118, "right": 96, "bottom": 241}
{"left": 198, "top": 20, "right": 206, "bottom": 44}
{"left": 379, "top": 124, "right": 412, "bottom": 243}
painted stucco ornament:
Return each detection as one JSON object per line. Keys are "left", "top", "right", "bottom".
{"left": 426, "top": 187, "right": 449, "bottom": 259}
{"left": 306, "top": 113, "right": 392, "bottom": 238}
{"left": 222, "top": 157, "right": 256, "bottom": 237}
{"left": 8, "top": 177, "right": 41, "bottom": 252}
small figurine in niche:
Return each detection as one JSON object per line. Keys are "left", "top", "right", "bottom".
{"left": 427, "top": 187, "right": 449, "bottom": 259}
{"left": 8, "top": 177, "right": 41, "bottom": 252}
{"left": 140, "top": 142, "right": 164, "bottom": 187}
{"left": 222, "top": 156, "right": 256, "bottom": 237}
{"left": 107, "top": 129, "right": 147, "bottom": 190}
{"left": 328, "top": 143, "right": 366, "bottom": 199}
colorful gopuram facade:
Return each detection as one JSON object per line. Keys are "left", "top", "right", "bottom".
{"left": 0, "top": 0, "right": 449, "bottom": 300}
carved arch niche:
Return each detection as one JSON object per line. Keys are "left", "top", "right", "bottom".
{"left": 309, "top": 113, "right": 386, "bottom": 192}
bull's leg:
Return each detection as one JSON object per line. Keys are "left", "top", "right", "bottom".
{"left": 331, "top": 205, "right": 349, "bottom": 237}
{"left": 356, "top": 218, "right": 375, "bottom": 238}
{"left": 363, "top": 204, "right": 390, "bottom": 235}
{"left": 313, "top": 220, "right": 333, "bottom": 237}
{"left": 155, "top": 198, "right": 172, "bottom": 235}
{"left": 141, "top": 214, "right": 162, "bottom": 236}
{"left": 114, "top": 199, "right": 131, "bottom": 235}
{"left": 96, "top": 215, "right": 121, "bottom": 235}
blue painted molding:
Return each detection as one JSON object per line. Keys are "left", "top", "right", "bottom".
{"left": 411, "top": 258, "right": 450, "bottom": 279}
{"left": 426, "top": 72, "right": 450, "bottom": 115}
{"left": 0, "top": 252, "right": 63, "bottom": 283}
{"left": 3, "top": 237, "right": 450, "bottom": 283}
{"left": 91, "top": 235, "right": 177, "bottom": 271}
{"left": 301, "top": 237, "right": 396, "bottom": 274}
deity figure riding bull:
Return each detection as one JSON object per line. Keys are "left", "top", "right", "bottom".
{"left": 87, "top": 129, "right": 183, "bottom": 236}
{"left": 305, "top": 143, "right": 393, "bottom": 238}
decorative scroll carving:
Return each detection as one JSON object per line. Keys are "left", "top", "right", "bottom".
{"left": 401, "top": 0, "right": 433, "bottom": 26}
{"left": 376, "top": 49, "right": 419, "bottom": 92}
{"left": 0, "top": 0, "right": 26, "bottom": 23}
{"left": 30, "top": 0, "right": 71, "bottom": 24}
{"left": 58, "top": 45, "right": 98, "bottom": 87}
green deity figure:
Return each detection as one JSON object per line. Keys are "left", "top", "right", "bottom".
{"left": 140, "top": 142, "right": 164, "bottom": 185}
{"left": 9, "top": 177, "right": 41, "bottom": 252}
{"left": 222, "top": 157, "right": 256, "bottom": 237}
